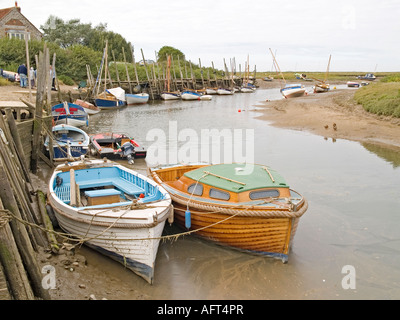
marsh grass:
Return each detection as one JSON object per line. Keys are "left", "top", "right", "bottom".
{"left": 354, "top": 82, "right": 400, "bottom": 118}
{"left": 0, "top": 78, "right": 10, "bottom": 86}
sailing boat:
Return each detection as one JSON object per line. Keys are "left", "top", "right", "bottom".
{"left": 161, "top": 55, "right": 180, "bottom": 100}
{"left": 94, "top": 41, "right": 126, "bottom": 109}
{"left": 314, "top": 55, "right": 331, "bottom": 93}
{"left": 269, "top": 48, "right": 305, "bottom": 99}
{"left": 241, "top": 55, "right": 256, "bottom": 93}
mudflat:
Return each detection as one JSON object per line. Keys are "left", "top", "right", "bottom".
{"left": 255, "top": 83, "right": 400, "bottom": 151}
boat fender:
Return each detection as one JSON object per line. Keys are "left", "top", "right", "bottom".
{"left": 185, "top": 210, "right": 191, "bottom": 229}
{"left": 168, "top": 205, "right": 174, "bottom": 225}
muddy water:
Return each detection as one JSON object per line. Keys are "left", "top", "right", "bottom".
{"left": 83, "top": 87, "right": 400, "bottom": 300}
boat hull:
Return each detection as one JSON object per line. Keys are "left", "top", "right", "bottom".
{"left": 74, "top": 99, "right": 100, "bottom": 115}
{"left": 126, "top": 93, "right": 149, "bottom": 105}
{"left": 95, "top": 98, "right": 125, "bottom": 109}
{"left": 173, "top": 203, "right": 301, "bottom": 261}
{"left": 314, "top": 84, "right": 330, "bottom": 93}
{"left": 280, "top": 86, "right": 306, "bottom": 98}
{"left": 181, "top": 91, "right": 201, "bottom": 100}
{"left": 161, "top": 92, "right": 180, "bottom": 100}
{"left": 51, "top": 204, "right": 167, "bottom": 283}
{"left": 217, "top": 88, "right": 234, "bottom": 95}
{"left": 205, "top": 88, "right": 218, "bottom": 95}
{"left": 347, "top": 82, "right": 360, "bottom": 88}
{"left": 52, "top": 103, "right": 89, "bottom": 128}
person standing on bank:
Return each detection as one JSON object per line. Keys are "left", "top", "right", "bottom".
{"left": 50, "top": 65, "right": 57, "bottom": 91}
{"left": 17, "top": 63, "right": 28, "bottom": 88}
{"left": 30, "top": 67, "right": 36, "bottom": 88}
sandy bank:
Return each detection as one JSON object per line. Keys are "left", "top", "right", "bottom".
{"left": 255, "top": 86, "right": 400, "bottom": 151}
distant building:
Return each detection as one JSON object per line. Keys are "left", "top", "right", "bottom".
{"left": 139, "top": 60, "right": 155, "bottom": 66}
{"left": 0, "top": 2, "right": 42, "bottom": 40}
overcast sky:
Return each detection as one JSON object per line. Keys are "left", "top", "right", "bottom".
{"left": 14, "top": 0, "right": 400, "bottom": 72}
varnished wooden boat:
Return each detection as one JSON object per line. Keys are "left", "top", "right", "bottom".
{"left": 149, "top": 163, "right": 308, "bottom": 262}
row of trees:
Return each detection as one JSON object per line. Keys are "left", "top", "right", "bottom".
{"left": 0, "top": 15, "right": 225, "bottom": 85}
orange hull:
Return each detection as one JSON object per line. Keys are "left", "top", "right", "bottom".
{"left": 149, "top": 164, "right": 307, "bottom": 262}
{"left": 173, "top": 202, "right": 300, "bottom": 261}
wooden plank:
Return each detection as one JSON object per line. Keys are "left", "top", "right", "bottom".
{"left": 0, "top": 101, "right": 28, "bottom": 107}
{"left": 0, "top": 261, "right": 12, "bottom": 300}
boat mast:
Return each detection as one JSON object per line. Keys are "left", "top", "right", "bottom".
{"left": 324, "top": 54, "right": 331, "bottom": 82}
{"left": 269, "top": 48, "right": 286, "bottom": 87}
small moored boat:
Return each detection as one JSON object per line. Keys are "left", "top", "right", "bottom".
{"left": 44, "top": 124, "right": 90, "bottom": 161}
{"left": 47, "top": 159, "right": 172, "bottom": 284}
{"left": 181, "top": 90, "right": 202, "bottom": 101}
{"left": 126, "top": 93, "right": 150, "bottom": 105}
{"left": 357, "top": 73, "right": 376, "bottom": 81}
{"left": 161, "top": 91, "right": 181, "bottom": 100}
{"left": 74, "top": 99, "right": 100, "bottom": 115}
{"left": 205, "top": 87, "right": 218, "bottom": 95}
{"left": 90, "top": 132, "right": 147, "bottom": 164}
{"left": 149, "top": 163, "right": 308, "bottom": 262}
{"left": 314, "top": 83, "right": 330, "bottom": 93}
{"left": 347, "top": 81, "right": 360, "bottom": 88}
{"left": 95, "top": 87, "right": 126, "bottom": 109}
{"left": 280, "top": 84, "right": 306, "bottom": 98}
{"left": 217, "top": 88, "right": 234, "bottom": 95}
{"left": 52, "top": 102, "right": 89, "bottom": 128}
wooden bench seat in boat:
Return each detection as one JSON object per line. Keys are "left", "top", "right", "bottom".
{"left": 77, "top": 178, "right": 145, "bottom": 196}
{"left": 84, "top": 189, "right": 122, "bottom": 206}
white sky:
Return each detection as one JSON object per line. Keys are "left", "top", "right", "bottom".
{"left": 11, "top": 0, "right": 400, "bottom": 72}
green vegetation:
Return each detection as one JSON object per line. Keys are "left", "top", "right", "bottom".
{"left": 380, "top": 74, "right": 400, "bottom": 83}
{"left": 354, "top": 82, "right": 400, "bottom": 118}
{"left": 0, "top": 38, "right": 102, "bottom": 81}
{"left": 41, "top": 16, "right": 132, "bottom": 62}
{"left": 0, "top": 78, "right": 10, "bottom": 86}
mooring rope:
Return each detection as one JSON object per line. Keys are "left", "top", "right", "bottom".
{"left": 2, "top": 200, "right": 241, "bottom": 248}
{"left": 0, "top": 209, "right": 13, "bottom": 228}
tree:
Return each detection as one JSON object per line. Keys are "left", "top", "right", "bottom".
{"left": 41, "top": 16, "right": 93, "bottom": 48}
{"left": 41, "top": 15, "right": 132, "bottom": 62}
{"left": 157, "top": 46, "right": 185, "bottom": 62}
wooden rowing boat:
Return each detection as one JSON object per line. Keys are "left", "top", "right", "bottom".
{"left": 48, "top": 159, "right": 172, "bottom": 284}
{"left": 44, "top": 124, "right": 90, "bottom": 161}
{"left": 149, "top": 163, "right": 308, "bottom": 262}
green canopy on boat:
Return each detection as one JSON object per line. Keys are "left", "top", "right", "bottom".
{"left": 184, "top": 164, "right": 289, "bottom": 193}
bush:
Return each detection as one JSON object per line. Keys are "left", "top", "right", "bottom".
{"left": 57, "top": 75, "right": 75, "bottom": 86}
{"left": 354, "top": 82, "right": 400, "bottom": 118}
{"left": 0, "top": 78, "right": 10, "bottom": 86}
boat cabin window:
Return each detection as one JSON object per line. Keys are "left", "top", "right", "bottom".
{"left": 187, "top": 183, "right": 203, "bottom": 196}
{"left": 209, "top": 188, "right": 230, "bottom": 201}
{"left": 249, "top": 189, "right": 280, "bottom": 200}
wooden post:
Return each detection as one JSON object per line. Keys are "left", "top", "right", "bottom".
{"left": 177, "top": 55, "right": 184, "bottom": 91}
{"left": 31, "top": 49, "right": 47, "bottom": 173}
{"left": 37, "top": 190, "right": 59, "bottom": 253}
{"left": 0, "top": 198, "right": 35, "bottom": 300}
{"left": 170, "top": 55, "right": 178, "bottom": 91}
{"left": 130, "top": 45, "right": 140, "bottom": 86}
{"left": 24, "top": 29, "right": 32, "bottom": 102}
{"left": 122, "top": 47, "right": 132, "bottom": 93}
{"left": 3, "top": 109, "right": 31, "bottom": 184}
{"left": 112, "top": 50, "right": 122, "bottom": 88}
{"left": 211, "top": 61, "right": 218, "bottom": 87}
{"left": 140, "top": 49, "right": 154, "bottom": 100}
{"left": 0, "top": 157, "right": 50, "bottom": 300}
{"left": 199, "top": 58, "right": 205, "bottom": 88}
